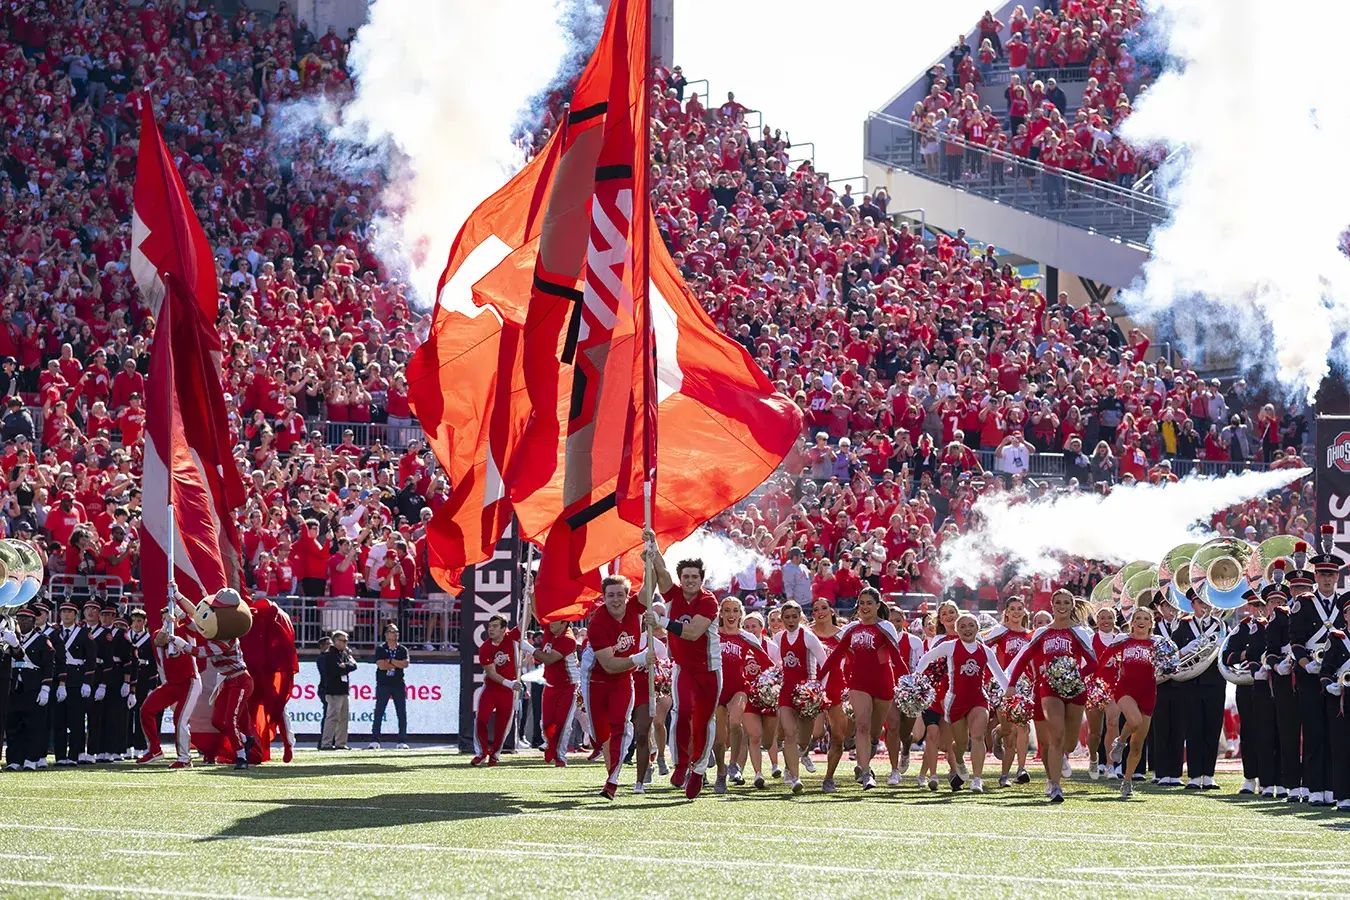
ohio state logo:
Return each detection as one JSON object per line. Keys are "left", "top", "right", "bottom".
{"left": 614, "top": 633, "right": 636, "bottom": 653}
{"left": 784, "top": 652, "right": 801, "bottom": 668}
{"left": 1045, "top": 636, "right": 1070, "bottom": 654}
{"left": 493, "top": 652, "right": 510, "bottom": 667}
{"left": 723, "top": 643, "right": 742, "bottom": 658}
{"left": 851, "top": 630, "right": 876, "bottom": 650}
{"left": 960, "top": 659, "right": 982, "bottom": 677}
{"left": 1007, "top": 637, "right": 1027, "bottom": 654}
{"left": 745, "top": 661, "right": 761, "bottom": 677}
{"left": 1328, "top": 432, "right": 1350, "bottom": 473}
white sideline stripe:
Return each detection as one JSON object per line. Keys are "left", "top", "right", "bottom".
{"left": 0, "top": 853, "right": 51, "bottom": 860}
{"left": 247, "top": 846, "right": 331, "bottom": 855}
{"left": 0, "top": 795, "right": 1340, "bottom": 857}
{"left": 0, "top": 878, "right": 298, "bottom": 900}
{"left": 115, "top": 850, "right": 191, "bottom": 857}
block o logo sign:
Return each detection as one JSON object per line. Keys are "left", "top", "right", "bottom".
{"left": 1327, "top": 432, "right": 1350, "bottom": 473}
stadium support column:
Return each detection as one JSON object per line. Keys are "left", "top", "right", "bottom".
{"left": 652, "top": 0, "right": 673, "bottom": 68}
{"left": 457, "top": 521, "right": 523, "bottom": 752}
{"left": 1046, "top": 265, "right": 1059, "bottom": 300}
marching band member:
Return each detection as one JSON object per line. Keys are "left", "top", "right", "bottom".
{"left": 818, "top": 588, "right": 905, "bottom": 792}
{"left": 472, "top": 614, "right": 522, "bottom": 768}
{"left": 808, "top": 598, "right": 845, "bottom": 780}
{"left": 95, "top": 606, "right": 133, "bottom": 763}
{"left": 770, "top": 601, "right": 827, "bottom": 794}
{"left": 1086, "top": 605, "right": 1124, "bottom": 780}
{"left": 1150, "top": 592, "right": 1187, "bottom": 786}
{"left": 1226, "top": 587, "right": 1270, "bottom": 795}
{"left": 1292, "top": 529, "right": 1346, "bottom": 807}
{"left": 4, "top": 606, "right": 52, "bottom": 771}
{"left": 51, "top": 599, "right": 96, "bottom": 767}
{"left": 1266, "top": 564, "right": 1311, "bottom": 801}
{"left": 914, "top": 611, "right": 1009, "bottom": 793}
{"left": 580, "top": 575, "right": 650, "bottom": 799}
{"left": 127, "top": 610, "right": 157, "bottom": 758}
{"left": 1318, "top": 591, "right": 1350, "bottom": 810}
{"left": 734, "top": 612, "right": 779, "bottom": 788}
{"left": 1005, "top": 590, "right": 1097, "bottom": 803}
{"left": 531, "top": 614, "right": 580, "bottom": 768}
{"left": 714, "top": 598, "right": 756, "bottom": 794}
{"left": 984, "top": 598, "right": 1033, "bottom": 787}
{"left": 1247, "top": 574, "right": 1285, "bottom": 798}
{"left": 81, "top": 598, "right": 106, "bottom": 764}
{"left": 643, "top": 538, "right": 721, "bottom": 800}
{"left": 1179, "top": 592, "right": 1227, "bottom": 790}
{"left": 882, "top": 604, "right": 924, "bottom": 786}
{"left": 1100, "top": 606, "right": 1159, "bottom": 799}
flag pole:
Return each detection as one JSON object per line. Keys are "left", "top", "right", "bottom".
{"left": 516, "top": 537, "right": 535, "bottom": 751}
{"left": 640, "top": 0, "right": 657, "bottom": 717}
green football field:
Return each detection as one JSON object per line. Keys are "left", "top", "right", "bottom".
{"left": 0, "top": 749, "right": 1345, "bottom": 899}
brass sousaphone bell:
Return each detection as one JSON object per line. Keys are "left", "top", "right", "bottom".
{"left": 1188, "top": 537, "right": 1256, "bottom": 610}
{"left": 1157, "top": 542, "right": 1200, "bottom": 612}
{"left": 8, "top": 540, "right": 45, "bottom": 605}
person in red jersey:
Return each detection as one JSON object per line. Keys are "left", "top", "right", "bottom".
{"left": 1006, "top": 589, "right": 1098, "bottom": 803}
{"left": 1085, "top": 605, "right": 1124, "bottom": 781}
{"left": 819, "top": 588, "right": 906, "bottom": 791}
{"left": 712, "top": 597, "right": 755, "bottom": 793}
{"left": 1101, "top": 606, "right": 1161, "bottom": 799}
{"left": 769, "top": 600, "right": 827, "bottom": 794}
{"left": 881, "top": 604, "right": 925, "bottom": 785}
{"left": 914, "top": 612, "right": 1010, "bottom": 794}
{"left": 581, "top": 575, "right": 651, "bottom": 800}
{"left": 528, "top": 599, "right": 580, "bottom": 768}
{"left": 643, "top": 530, "right": 721, "bottom": 800}
{"left": 732, "top": 611, "right": 780, "bottom": 789}
{"left": 136, "top": 606, "right": 201, "bottom": 769}
{"left": 982, "top": 597, "right": 1034, "bottom": 787}
{"left": 472, "top": 614, "right": 521, "bottom": 767}
{"left": 807, "top": 597, "right": 846, "bottom": 783}
{"left": 918, "top": 602, "right": 963, "bottom": 791}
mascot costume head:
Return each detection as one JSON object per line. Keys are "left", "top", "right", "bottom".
{"left": 191, "top": 588, "right": 253, "bottom": 641}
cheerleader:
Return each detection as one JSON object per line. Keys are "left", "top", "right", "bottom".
{"left": 630, "top": 624, "right": 669, "bottom": 793}
{"left": 713, "top": 598, "right": 755, "bottom": 793}
{"left": 735, "top": 611, "right": 781, "bottom": 787}
{"left": 984, "top": 598, "right": 1033, "bottom": 787}
{"left": 918, "top": 601, "right": 964, "bottom": 791}
{"left": 914, "top": 612, "right": 1010, "bottom": 793}
{"left": 1006, "top": 590, "right": 1097, "bottom": 803}
{"left": 809, "top": 598, "right": 848, "bottom": 782}
{"left": 1086, "top": 605, "right": 1124, "bottom": 780}
{"left": 882, "top": 604, "right": 925, "bottom": 784}
{"left": 1100, "top": 606, "right": 1159, "bottom": 799}
{"left": 771, "top": 601, "right": 827, "bottom": 794}
{"left": 818, "top": 588, "right": 906, "bottom": 791}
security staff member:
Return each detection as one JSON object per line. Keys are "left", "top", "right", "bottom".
{"left": 127, "top": 609, "right": 157, "bottom": 754}
{"left": 1292, "top": 527, "right": 1347, "bottom": 807}
{"left": 52, "top": 600, "right": 97, "bottom": 766}
{"left": 4, "top": 606, "right": 53, "bottom": 770}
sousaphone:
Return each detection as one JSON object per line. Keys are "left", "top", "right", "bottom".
{"left": 1158, "top": 542, "right": 1200, "bottom": 612}
{"left": 1189, "top": 537, "right": 1256, "bottom": 610}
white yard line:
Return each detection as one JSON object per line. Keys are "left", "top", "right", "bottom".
{"left": 0, "top": 877, "right": 302, "bottom": 900}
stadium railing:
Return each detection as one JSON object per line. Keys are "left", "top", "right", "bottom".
{"left": 305, "top": 419, "right": 424, "bottom": 449}
{"left": 272, "top": 593, "right": 460, "bottom": 653}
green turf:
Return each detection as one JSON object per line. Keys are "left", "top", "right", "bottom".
{"left": 0, "top": 750, "right": 1343, "bottom": 898}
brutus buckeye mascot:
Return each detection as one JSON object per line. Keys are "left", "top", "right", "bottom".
{"left": 172, "top": 588, "right": 256, "bottom": 769}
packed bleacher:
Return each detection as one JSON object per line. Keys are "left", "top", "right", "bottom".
{"left": 0, "top": 0, "right": 1310, "bottom": 635}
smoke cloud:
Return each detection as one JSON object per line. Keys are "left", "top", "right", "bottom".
{"left": 666, "top": 530, "right": 771, "bottom": 592}
{"left": 1120, "top": 0, "right": 1350, "bottom": 400}
{"left": 272, "top": 0, "right": 598, "bottom": 306}
{"left": 940, "top": 468, "right": 1309, "bottom": 586}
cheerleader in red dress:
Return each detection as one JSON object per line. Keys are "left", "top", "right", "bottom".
{"left": 882, "top": 604, "right": 925, "bottom": 785}
{"left": 1086, "top": 606, "right": 1125, "bottom": 780}
{"left": 713, "top": 598, "right": 756, "bottom": 792}
{"left": 1100, "top": 606, "right": 1160, "bottom": 799}
{"left": 914, "top": 612, "right": 1010, "bottom": 793}
{"left": 771, "top": 601, "right": 827, "bottom": 794}
{"left": 818, "top": 588, "right": 906, "bottom": 791}
{"left": 809, "top": 598, "right": 847, "bottom": 779}
{"left": 734, "top": 612, "right": 781, "bottom": 788}
{"left": 983, "top": 598, "right": 1033, "bottom": 787}
{"left": 918, "top": 602, "right": 964, "bottom": 791}
{"left": 1005, "top": 590, "right": 1098, "bottom": 803}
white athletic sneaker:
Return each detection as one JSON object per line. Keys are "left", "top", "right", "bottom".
{"left": 915, "top": 774, "right": 926, "bottom": 789}
{"left": 1088, "top": 763, "right": 1100, "bottom": 781}
{"left": 956, "top": 760, "right": 970, "bottom": 779}
{"left": 366, "top": 742, "right": 381, "bottom": 751}
{"left": 1240, "top": 779, "right": 1256, "bottom": 794}
{"left": 1109, "top": 737, "right": 1127, "bottom": 766}
{"left": 396, "top": 743, "right": 410, "bottom": 750}
{"left": 799, "top": 752, "right": 816, "bottom": 774}
{"left": 887, "top": 768, "right": 901, "bottom": 786}
{"left": 789, "top": 777, "right": 804, "bottom": 795}
{"left": 633, "top": 781, "right": 645, "bottom": 794}
{"left": 22, "top": 761, "right": 36, "bottom": 771}
{"left": 998, "top": 774, "right": 1010, "bottom": 788}
{"left": 1061, "top": 756, "right": 1072, "bottom": 779}
{"left": 770, "top": 765, "right": 782, "bottom": 779}
{"left": 899, "top": 750, "right": 911, "bottom": 774}
{"left": 969, "top": 777, "right": 984, "bottom": 794}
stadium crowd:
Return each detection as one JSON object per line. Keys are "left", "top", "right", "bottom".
{"left": 0, "top": 0, "right": 1311, "bottom": 630}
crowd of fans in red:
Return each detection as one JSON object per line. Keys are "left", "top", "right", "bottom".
{"left": 0, "top": 0, "right": 1310, "bottom": 620}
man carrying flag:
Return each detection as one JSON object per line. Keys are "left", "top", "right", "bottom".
{"left": 642, "top": 528, "right": 720, "bottom": 799}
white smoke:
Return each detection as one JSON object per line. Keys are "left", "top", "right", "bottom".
{"left": 1120, "top": 0, "right": 1350, "bottom": 400}
{"left": 940, "top": 467, "right": 1310, "bottom": 586}
{"left": 272, "top": 0, "right": 595, "bottom": 306}
{"left": 665, "top": 529, "right": 771, "bottom": 592}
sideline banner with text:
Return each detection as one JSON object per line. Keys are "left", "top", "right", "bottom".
{"left": 1316, "top": 415, "right": 1350, "bottom": 591}
{"left": 458, "top": 521, "right": 523, "bottom": 751}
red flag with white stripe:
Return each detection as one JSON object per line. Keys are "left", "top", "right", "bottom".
{"left": 135, "top": 107, "right": 244, "bottom": 630}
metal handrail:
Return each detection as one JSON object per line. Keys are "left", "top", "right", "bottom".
{"left": 682, "top": 78, "right": 709, "bottom": 102}
{"left": 744, "top": 109, "right": 763, "bottom": 132}
{"left": 788, "top": 141, "right": 816, "bottom": 167}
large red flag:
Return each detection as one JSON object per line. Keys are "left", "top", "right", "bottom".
{"left": 135, "top": 107, "right": 245, "bottom": 632}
